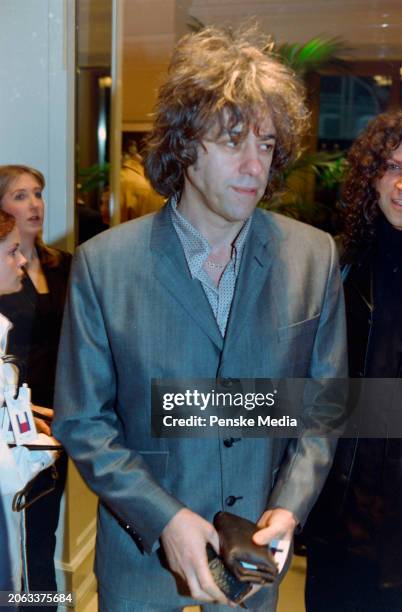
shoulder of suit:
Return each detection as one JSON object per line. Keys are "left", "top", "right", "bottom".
{"left": 255, "top": 208, "right": 334, "bottom": 251}
{"left": 77, "top": 212, "right": 156, "bottom": 257}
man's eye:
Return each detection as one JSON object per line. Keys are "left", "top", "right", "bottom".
{"left": 387, "top": 163, "right": 401, "bottom": 172}
{"left": 226, "top": 139, "right": 239, "bottom": 148}
{"left": 35, "top": 191, "right": 43, "bottom": 199}
{"left": 14, "top": 193, "right": 26, "bottom": 201}
{"left": 260, "top": 142, "right": 274, "bottom": 152}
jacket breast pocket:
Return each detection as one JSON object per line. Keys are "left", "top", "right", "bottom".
{"left": 276, "top": 315, "right": 320, "bottom": 371}
{"left": 277, "top": 314, "right": 320, "bottom": 343}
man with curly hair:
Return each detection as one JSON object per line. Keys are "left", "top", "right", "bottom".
{"left": 53, "top": 25, "right": 346, "bottom": 611}
{"left": 305, "top": 109, "right": 402, "bottom": 612}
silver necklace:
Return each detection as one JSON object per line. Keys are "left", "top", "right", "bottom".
{"left": 205, "top": 259, "right": 227, "bottom": 270}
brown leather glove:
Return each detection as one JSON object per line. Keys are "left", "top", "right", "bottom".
{"left": 214, "top": 511, "right": 279, "bottom": 584}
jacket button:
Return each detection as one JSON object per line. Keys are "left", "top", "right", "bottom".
{"left": 223, "top": 437, "right": 241, "bottom": 447}
{"left": 220, "top": 378, "right": 234, "bottom": 388}
{"left": 225, "top": 495, "right": 243, "bottom": 507}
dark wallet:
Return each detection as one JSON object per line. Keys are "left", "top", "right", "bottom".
{"left": 207, "top": 511, "right": 279, "bottom": 603}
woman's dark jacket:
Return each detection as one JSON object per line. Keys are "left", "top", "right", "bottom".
{"left": 0, "top": 246, "right": 71, "bottom": 407}
{"left": 306, "top": 218, "right": 402, "bottom": 588}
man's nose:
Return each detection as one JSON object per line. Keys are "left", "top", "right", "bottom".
{"left": 396, "top": 176, "right": 402, "bottom": 191}
{"left": 239, "top": 146, "right": 263, "bottom": 176}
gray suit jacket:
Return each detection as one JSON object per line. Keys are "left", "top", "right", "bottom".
{"left": 53, "top": 206, "right": 347, "bottom": 607}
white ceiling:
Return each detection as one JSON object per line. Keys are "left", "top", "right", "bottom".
{"left": 78, "top": 0, "right": 402, "bottom": 67}
{"left": 121, "top": 0, "right": 402, "bottom": 122}
{"left": 189, "top": 0, "right": 402, "bottom": 59}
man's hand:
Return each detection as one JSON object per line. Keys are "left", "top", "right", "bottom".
{"left": 32, "top": 404, "right": 54, "bottom": 436}
{"left": 240, "top": 508, "right": 297, "bottom": 604}
{"left": 160, "top": 508, "right": 235, "bottom": 606}
{"left": 253, "top": 508, "right": 297, "bottom": 546}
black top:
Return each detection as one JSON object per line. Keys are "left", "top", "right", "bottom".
{"left": 306, "top": 217, "right": 402, "bottom": 585}
{"left": 0, "top": 247, "right": 71, "bottom": 407}
{"left": 366, "top": 216, "right": 402, "bottom": 377}
{"left": 341, "top": 218, "right": 402, "bottom": 558}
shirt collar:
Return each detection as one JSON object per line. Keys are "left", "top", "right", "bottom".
{"left": 169, "top": 196, "right": 252, "bottom": 278}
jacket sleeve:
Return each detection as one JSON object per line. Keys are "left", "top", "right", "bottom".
{"left": 52, "top": 247, "right": 184, "bottom": 554}
{"left": 267, "top": 233, "right": 348, "bottom": 526}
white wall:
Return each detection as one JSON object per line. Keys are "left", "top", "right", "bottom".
{"left": 0, "top": 0, "right": 75, "bottom": 251}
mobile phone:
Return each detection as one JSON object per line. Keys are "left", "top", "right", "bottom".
{"left": 206, "top": 545, "right": 252, "bottom": 604}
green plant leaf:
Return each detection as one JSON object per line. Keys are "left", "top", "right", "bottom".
{"left": 276, "top": 37, "right": 349, "bottom": 75}
{"left": 78, "top": 163, "right": 110, "bottom": 193}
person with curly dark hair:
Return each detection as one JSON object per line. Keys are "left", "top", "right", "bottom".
{"left": 144, "top": 25, "right": 309, "bottom": 202}
{"left": 305, "top": 109, "right": 402, "bottom": 612}
{"left": 341, "top": 110, "right": 402, "bottom": 259}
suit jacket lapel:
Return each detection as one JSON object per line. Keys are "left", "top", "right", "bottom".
{"left": 223, "top": 210, "right": 278, "bottom": 354}
{"left": 150, "top": 206, "right": 223, "bottom": 350}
